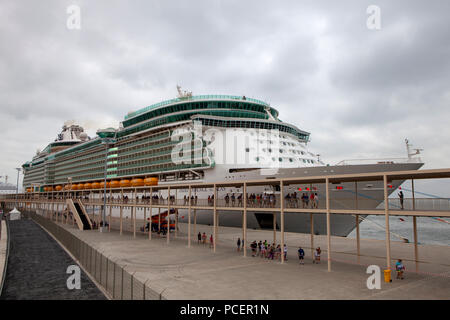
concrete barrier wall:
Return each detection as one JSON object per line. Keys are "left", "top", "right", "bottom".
{"left": 0, "top": 218, "right": 9, "bottom": 296}
{"left": 29, "top": 212, "right": 164, "bottom": 300}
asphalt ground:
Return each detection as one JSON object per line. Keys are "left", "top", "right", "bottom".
{"left": 0, "top": 219, "right": 105, "bottom": 300}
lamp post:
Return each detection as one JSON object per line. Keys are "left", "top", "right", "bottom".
{"left": 15, "top": 168, "right": 21, "bottom": 210}
{"left": 97, "top": 128, "right": 116, "bottom": 233}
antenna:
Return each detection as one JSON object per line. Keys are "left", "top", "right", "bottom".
{"left": 405, "top": 138, "right": 423, "bottom": 160}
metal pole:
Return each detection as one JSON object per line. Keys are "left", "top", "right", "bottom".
{"left": 149, "top": 187, "right": 152, "bottom": 240}
{"left": 213, "top": 184, "right": 217, "bottom": 252}
{"left": 102, "top": 144, "right": 108, "bottom": 233}
{"left": 175, "top": 188, "right": 178, "bottom": 238}
{"left": 310, "top": 213, "right": 314, "bottom": 262}
{"left": 188, "top": 186, "right": 191, "bottom": 248}
{"left": 412, "top": 179, "right": 419, "bottom": 272}
{"left": 15, "top": 168, "right": 20, "bottom": 209}
{"left": 109, "top": 192, "right": 112, "bottom": 232}
{"left": 280, "top": 180, "right": 285, "bottom": 264}
{"left": 167, "top": 186, "right": 170, "bottom": 244}
{"left": 193, "top": 188, "right": 196, "bottom": 238}
{"left": 143, "top": 189, "right": 146, "bottom": 235}
{"left": 356, "top": 214, "right": 360, "bottom": 263}
{"left": 133, "top": 188, "right": 136, "bottom": 239}
{"left": 326, "top": 177, "right": 331, "bottom": 272}
{"left": 384, "top": 175, "right": 391, "bottom": 271}
{"left": 243, "top": 182, "right": 247, "bottom": 257}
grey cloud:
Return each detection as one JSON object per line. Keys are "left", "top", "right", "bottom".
{"left": 0, "top": 0, "right": 449, "bottom": 192}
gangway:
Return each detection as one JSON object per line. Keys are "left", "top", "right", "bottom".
{"left": 66, "top": 199, "right": 92, "bottom": 230}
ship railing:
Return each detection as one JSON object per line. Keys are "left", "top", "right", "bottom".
{"left": 5, "top": 194, "right": 450, "bottom": 213}
{"left": 74, "top": 196, "right": 450, "bottom": 212}
{"left": 335, "top": 157, "right": 422, "bottom": 166}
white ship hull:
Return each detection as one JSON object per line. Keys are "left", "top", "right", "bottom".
{"left": 96, "top": 161, "right": 422, "bottom": 237}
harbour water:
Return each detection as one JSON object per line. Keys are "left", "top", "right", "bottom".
{"left": 348, "top": 215, "right": 450, "bottom": 246}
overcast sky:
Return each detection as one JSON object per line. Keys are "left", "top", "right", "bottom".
{"left": 1, "top": 0, "right": 449, "bottom": 194}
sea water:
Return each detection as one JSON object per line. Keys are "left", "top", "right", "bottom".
{"left": 347, "top": 215, "right": 450, "bottom": 246}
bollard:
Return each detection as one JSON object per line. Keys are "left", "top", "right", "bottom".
{"left": 384, "top": 269, "right": 392, "bottom": 283}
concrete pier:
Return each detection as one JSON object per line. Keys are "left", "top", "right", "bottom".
{"left": 52, "top": 219, "right": 450, "bottom": 300}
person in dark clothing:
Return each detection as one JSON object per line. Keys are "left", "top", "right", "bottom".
{"left": 398, "top": 191, "right": 404, "bottom": 209}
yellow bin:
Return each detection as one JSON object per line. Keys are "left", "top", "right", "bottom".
{"left": 384, "top": 269, "right": 392, "bottom": 283}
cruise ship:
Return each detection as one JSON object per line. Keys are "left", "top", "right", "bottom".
{"left": 22, "top": 88, "right": 424, "bottom": 236}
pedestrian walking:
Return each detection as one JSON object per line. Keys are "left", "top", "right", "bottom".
{"left": 298, "top": 247, "right": 305, "bottom": 264}
{"left": 197, "top": 232, "right": 201, "bottom": 244}
{"left": 202, "top": 232, "right": 207, "bottom": 245}
{"left": 237, "top": 237, "right": 241, "bottom": 252}
{"left": 210, "top": 234, "right": 214, "bottom": 248}
{"left": 398, "top": 191, "right": 404, "bottom": 210}
{"left": 283, "top": 244, "right": 288, "bottom": 261}
{"left": 396, "top": 259, "right": 405, "bottom": 279}
{"left": 313, "top": 247, "right": 321, "bottom": 264}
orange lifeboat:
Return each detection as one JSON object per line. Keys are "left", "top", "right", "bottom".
{"left": 77, "top": 183, "right": 84, "bottom": 190}
{"left": 26, "top": 188, "right": 32, "bottom": 193}
{"left": 64, "top": 185, "right": 70, "bottom": 190}
{"left": 110, "top": 180, "right": 120, "bottom": 188}
{"left": 144, "top": 177, "right": 158, "bottom": 186}
{"left": 119, "top": 179, "right": 131, "bottom": 188}
{"left": 99, "top": 181, "right": 111, "bottom": 189}
{"left": 91, "top": 182, "right": 101, "bottom": 189}
{"left": 43, "top": 187, "right": 48, "bottom": 192}
{"left": 55, "top": 185, "right": 63, "bottom": 191}
{"left": 83, "top": 182, "right": 92, "bottom": 190}
{"left": 131, "top": 178, "right": 144, "bottom": 187}
{"left": 71, "top": 184, "right": 79, "bottom": 190}
{"left": 47, "top": 186, "right": 54, "bottom": 192}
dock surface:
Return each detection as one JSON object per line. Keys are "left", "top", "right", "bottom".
{"left": 55, "top": 221, "right": 450, "bottom": 299}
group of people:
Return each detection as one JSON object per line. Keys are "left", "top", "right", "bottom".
{"left": 234, "top": 238, "right": 324, "bottom": 266}
{"left": 224, "top": 193, "right": 243, "bottom": 207}
{"left": 197, "top": 232, "right": 214, "bottom": 248}
{"left": 237, "top": 239, "right": 288, "bottom": 261}
{"left": 285, "top": 192, "right": 319, "bottom": 208}
{"left": 247, "top": 193, "right": 277, "bottom": 208}
{"left": 67, "top": 191, "right": 323, "bottom": 209}
{"left": 183, "top": 195, "right": 199, "bottom": 205}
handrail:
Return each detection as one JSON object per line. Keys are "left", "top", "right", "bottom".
{"left": 336, "top": 157, "right": 422, "bottom": 165}
{"left": 0, "top": 214, "right": 10, "bottom": 297}
{"left": 124, "top": 95, "right": 271, "bottom": 120}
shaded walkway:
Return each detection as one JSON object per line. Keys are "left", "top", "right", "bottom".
{"left": 1, "top": 219, "right": 105, "bottom": 300}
